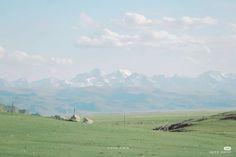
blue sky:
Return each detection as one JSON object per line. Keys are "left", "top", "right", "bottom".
{"left": 0, "top": 0, "right": 236, "bottom": 80}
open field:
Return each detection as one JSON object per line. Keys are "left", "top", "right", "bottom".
{"left": 0, "top": 111, "right": 235, "bottom": 157}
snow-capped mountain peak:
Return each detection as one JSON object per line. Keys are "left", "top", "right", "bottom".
{"left": 200, "top": 71, "right": 226, "bottom": 81}
{"left": 1, "top": 70, "right": 236, "bottom": 89}
{"left": 117, "top": 69, "right": 132, "bottom": 78}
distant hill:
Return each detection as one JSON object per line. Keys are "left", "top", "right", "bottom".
{"left": 0, "top": 103, "right": 28, "bottom": 114}
{"left": 0, "top": 70, "right": 236, "bottom": 115}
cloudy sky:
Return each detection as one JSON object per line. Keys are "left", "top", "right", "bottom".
{"left": 0, "top": 0, "right": 236, "bottom": 80}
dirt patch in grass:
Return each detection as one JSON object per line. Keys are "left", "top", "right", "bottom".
{"left": 153, "top": 122, "right": 193, "bottom": 132}
{"left": 220, "top": 114, "right": 236, "bottom": 120}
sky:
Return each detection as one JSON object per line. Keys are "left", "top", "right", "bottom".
{"left": 0, "top": 0, "right": 236, "bottom": 80}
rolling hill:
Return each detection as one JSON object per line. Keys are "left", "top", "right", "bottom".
{"left": 0, "top": 70, "right": 236, "bottom": 115}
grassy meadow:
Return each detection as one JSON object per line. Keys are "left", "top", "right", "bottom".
{"left": 0, "top": 111, "right": 235, "bottom": 157}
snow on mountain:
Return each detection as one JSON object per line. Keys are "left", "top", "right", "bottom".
{"left": 126, "top": 73, "right": 153, "bottom": 87}
{"left": 0, "top": 70, "right": 236, "bottom": 89}
{"left": 71, "top": 69, "right": 133, "bottom": 87}
{"left": 198, "top": 71, "right": 230, "bottom": 82}
{"left": 1, "top": 70, "right": 236, "bottom": 114}
{"left": 71, "top": 69, "right": 110, "bottom": 87}
{"left": 117, "top": 69, "right": 132, "bottom": 78}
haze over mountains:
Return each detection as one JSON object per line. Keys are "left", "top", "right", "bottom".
{"left": 0, "top": 69, "right": 236, "bottom": 115}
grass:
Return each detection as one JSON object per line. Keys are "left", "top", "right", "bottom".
{"left": 0, "top": 111, "right": 235, "bottom": 157}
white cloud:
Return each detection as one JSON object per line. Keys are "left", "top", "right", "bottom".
{"left": 184, "top": 56, "right": 200, "bottom": 65}
{"left": 2, "top": 49, "right": 73, "bottom": 66}
{"left": 145, "top": 30, "right": 203, "bottom": 49}
{"left": 80, "top": 12, "right": 98, "bottom": 26}
{"left": 162, "top": 16, "right": 177, "bottom": 22}
{"left": 76, "top": 28, "right": 203, "bottom": 50}
{"left": 77, "top": 29, "right": 139, "bottom": 47}
{"left": 120, "top": 12, "right": 218, "bottom": 29}
{"left": 124, "top": 12, "right": 155, "bottom": 25}
{"left": 75, "top": 13, "right": 218, "bottom": 49}
{"left": 204, "top": 46, "right": 211, "bottom": 54}
{"left": 181, "top": 16, "right": 218, "bottom": 27}
{"left": 150, "top": 30, "right": 177, "bottom": 40}
{"left": 0, "top": 46, "right": 5, "bottom": 59}
{"left": 75, "top": 12, "right": 220, "bottom": 57}
{"left": 74, "top": 12, "right": 99, "bottom": 30}
{"left": 10, "top": 51, "right": 47, "bottom": 64}
{"left": 51, "top": 57, "right": 73, "bottom": 65}
{"left": 231, "top": 23, "right": 236, "bottom": 32}
{"left": 0, "top": 47, "right": 74, "bottom": 80}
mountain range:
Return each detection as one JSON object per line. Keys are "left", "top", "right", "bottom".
{"left": 0, "top": 69, "right": 236, "bottom": 115}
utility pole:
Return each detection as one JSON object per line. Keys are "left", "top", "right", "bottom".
{"left": 123, "top": 112, "right": 126, "bottom": 128}
{"left": 11, "top": 101, "right": 14, "bottom": 115}
{"left": 73, "top": 108, "right": 75, "bottom": 115}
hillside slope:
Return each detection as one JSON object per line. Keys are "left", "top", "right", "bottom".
{"left": 0, "top": 111, "right": 235, "bottom": 157}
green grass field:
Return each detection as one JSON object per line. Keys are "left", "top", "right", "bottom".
{"left": 0, "top": 111, "right": 235, "bottom": 157}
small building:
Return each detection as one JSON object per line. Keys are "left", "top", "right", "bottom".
{"left": 69, "top": 108, "right": 81, "bottom": 122}
{"left": 69, "top": 114, "right": 81, "bottom": 122}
